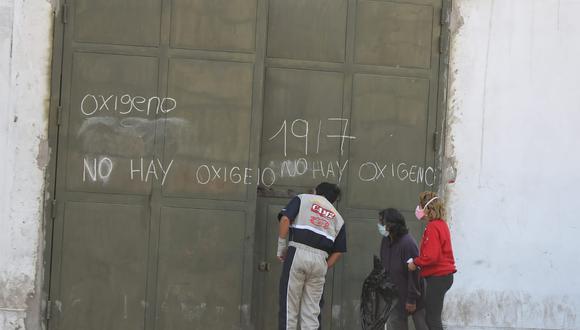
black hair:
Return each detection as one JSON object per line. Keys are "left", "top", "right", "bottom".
{"left": 378, "top": 208, "right": 408, "bottom": 241}
{"left": 315, "top": 182, "right": 341, "bottom": 204}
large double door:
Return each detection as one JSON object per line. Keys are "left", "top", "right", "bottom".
{"left": 48, "top": 0, "right": 445, "bottom": 329}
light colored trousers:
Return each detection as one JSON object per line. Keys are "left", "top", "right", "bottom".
{"left": 280, "top": 242, "right": 328, "bottom": 330}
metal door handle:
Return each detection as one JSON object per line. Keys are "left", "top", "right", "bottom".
{"left": 258, "top": 261, "right": 271, "bottom": 272}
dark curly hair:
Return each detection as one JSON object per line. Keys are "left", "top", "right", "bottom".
{"left": 378, "top": 208, "right": 409, "bottom": 241}
{"left": 315, "top": 182, "right": 341, "bottom": 204}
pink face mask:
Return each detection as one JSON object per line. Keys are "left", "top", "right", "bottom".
{"left": 415, "top": 197, "right": 439, "bottom": 220}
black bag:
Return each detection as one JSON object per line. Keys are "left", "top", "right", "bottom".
{"left": 360, "top": 255, "right": 399, "bottom": 330}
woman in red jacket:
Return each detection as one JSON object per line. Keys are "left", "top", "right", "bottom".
{"left": 408, "top": 191, "right": 456, "bottom": 330}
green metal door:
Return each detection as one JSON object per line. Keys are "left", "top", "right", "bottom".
{"left": 48, "top": 0, "right": 446, "bottom": 329}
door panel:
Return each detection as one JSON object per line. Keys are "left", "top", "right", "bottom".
{"left": 346, "top": 74, "right": 432, "bottom": 209}
{"left": 155, "top": 207, "right": 246, "bottom": 329}
{"left": 260, "top": 68, "right": 345, "bottom": 188}
{"left": 255, "top": 67, "right": 346, "bottom": 329}
{"left": 66, "top": 52, "right": 159, "bottom": 194}
{"left": 355, "top": 1, "right": 434, "bottom": 68}
{"left": 171, "top": 0, "right": 257, "bottom": 52}
{"left": 74, "top": 0, "right": 162, "bottom": 46}
{"left": 162, "top": 59, "right": 254, "bottom": 200}
{"left": 58, "top": 202, "right": 148, "bottom": 330}
{"left": 267, "top": 0, "right": 347, "bottom": 62}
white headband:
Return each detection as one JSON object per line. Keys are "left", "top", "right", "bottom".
{"left": 423, "top": 196, "right": 439, "bottom": 209}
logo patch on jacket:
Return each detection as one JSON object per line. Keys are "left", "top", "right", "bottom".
{"left": 309, "top": 216, "right": 330, "bottom": 229}
{"left": 311, "top": 204, "right": 336, "bottom": 219}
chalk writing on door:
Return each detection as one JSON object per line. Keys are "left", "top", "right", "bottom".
{"left": 80, "top": 93, "right": 177, "bottom": 116}
{"left": 268, "top": 118, "right": 357, "bottom": 156}
{"left": 76, "top": 94, "right": 436, "bottom": 188}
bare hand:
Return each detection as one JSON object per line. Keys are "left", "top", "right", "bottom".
{"left": 405, "top": 303, "right": 417, "bottom": 314}
{"left": 326, "top": 252, "right": 342, "bottom": 269}
{"left": 408, "top": 261, "right": 417, "bottom": 271}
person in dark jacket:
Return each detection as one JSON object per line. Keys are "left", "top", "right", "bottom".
{"left": 378, "top": 208, "right": 428, "bottom": 330}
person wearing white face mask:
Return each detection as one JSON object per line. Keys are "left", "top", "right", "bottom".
{"left": 378, "top": 208, "right": 428, "bottom": 330}
{"left": 408, "top": 191, "right": 456, "bottom": 330}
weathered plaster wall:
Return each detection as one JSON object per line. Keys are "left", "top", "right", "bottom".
{"left": 0, "top": 0, "right": 54, "bottom": 329}
{"left": 444, "top": 0, "right": 580, "bottom": 329}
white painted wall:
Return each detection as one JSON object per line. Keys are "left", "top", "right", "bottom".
{"left": 444, "top": 0, "right": 580, "bottom": 329}
{"left": 0, "top": 0, "right": 53, "bottom": 329}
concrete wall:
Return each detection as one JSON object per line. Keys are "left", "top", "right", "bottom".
{"left": 443, "top": 0, "right": 580, "bottom": 329}
{"left": 0, "top": 0, "right": 54, "bottom": 329}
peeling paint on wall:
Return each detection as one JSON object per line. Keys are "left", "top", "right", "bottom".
{"left": 444, "top": 290, "right": 577, "bottom": 329}
{"left": 439, "top": 0, "right": 462, "bottom": 203}
{"left": 0, "top": 0, "right": 55, "bottom": 329}
{"left": 0, "top": 274, "right": 33, "bottom": 308}
{"left": 0, "top": 310, "right": 26, "bottom": 330}
{"left": 36, "top": 138, "right": 49, "bottom": 170}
